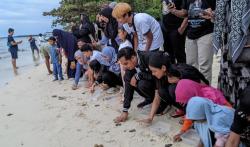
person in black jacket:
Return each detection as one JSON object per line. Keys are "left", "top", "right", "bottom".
{"left": 115, "top": 47, "right": 156, "bottom": 123}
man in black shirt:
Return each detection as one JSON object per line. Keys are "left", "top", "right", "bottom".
{"left": 161, "top": 0, "right": 187, "bottom": 63}
{"left": 114, "top": 47, "right": 156, "bottom": 123}
{"left": 7, "top": 28, "right": 22, "bottom": 75}
{"left": 168, "top": 0, "right": 216, "bottom": 83}
{"left": 226, "top": 85, "right": 250, "bottom": 147}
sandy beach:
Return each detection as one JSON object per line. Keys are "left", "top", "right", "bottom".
{"left": 0, "top": 55, "right": 220, "bottom": 147}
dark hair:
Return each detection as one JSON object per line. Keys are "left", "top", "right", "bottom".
{"left": 149, "top": 52, "right": 171, "bottom": 70}
{"left": 39, "top": 33, "right": 42, "bottom": 36}
{"left": 77, "top": 38, "right": 86, "bottom": 43}
{"left": 118, "top": 24, "right": 132, "bottom": 43}
{"left": 117, "top": 47, "right": 136, "bottom": 60}
{"left": 48, "top": 36, "right": 56, "bottom": 41}
{"left": 80, "top": 43, "right": 93, "bottom": 52}
{"left": 89, "top": 59, "right": 101, "bottom": 73}
{"left": 8, "top": 28, "right": 14, "bottom": 33}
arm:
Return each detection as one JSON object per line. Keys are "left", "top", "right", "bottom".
{"left": 137, "top": 90, "right": 161, "bottom": 124}
{"left": 170, "top": 9, "right": 188, "bottom": 18}
{"left": 178, "top": 17, "right": 188, "bottom": 35}
{"left": 135, "top": 71, "right": 154, "bottom": 81}
{"left": 133, "top": 32, "right": 138, "bottom": 51}
{"left": 10, "top": 41, "right": 21, "bottom": 46}
{"left": 225, "top": 132, "right": 241, "bottom": 147}
{"left": 144, "top": 30, "right": 153, "bottom": 52}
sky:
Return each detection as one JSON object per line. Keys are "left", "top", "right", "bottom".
{"left": 0, "top": 0, "right": 61, "bottom": 37}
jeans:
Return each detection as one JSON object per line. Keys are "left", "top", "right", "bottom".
{"left": 53, "top": 62, "right": 63, "bottom": 80}
{"left": 74, "top": 62, "right": 83, "bottom": 85}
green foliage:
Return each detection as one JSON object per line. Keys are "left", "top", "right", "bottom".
{"left": 44, "top": 0, "right": 162, "bottom": 27}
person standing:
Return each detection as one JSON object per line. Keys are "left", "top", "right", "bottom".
{"left": 161, "top": 0, "right": 187, "bottom": 63}
{"left": 7, "top": 28, "right": 22, "bottom": 75}
{"left": 169, "top": 0, "right": 216, "bottom": 83}
{"left": 112, "top": 2, "right": 164, "bottom": 53}
{"left": 28, "top": 35, "right": 39, "bottom": 55}
{"left": 48, "top": 37, "right": 64, "bottom": 81}
{"left": 52, "top": 29, "right": 77, "bottom": 79}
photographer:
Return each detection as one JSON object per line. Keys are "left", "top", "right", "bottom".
{"left": 168, "top": 0, "right": 216, "bottom": 84}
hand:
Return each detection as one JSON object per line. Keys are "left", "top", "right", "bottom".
{"left": 137, "top": 117, "right": 153, "bottom": 125}
{"left": 173, "top": 131, "right": 184, "bottom": 142}
{"left": 200, "top": 8, "right": 214, "bottom": 21}
{"left": 177, "top": 27, "right": 185, "bottom": 35}
{"left": 18, "top": 40, "right": 23, "bottom": 44}
{"left": 114, "top": 112, "right": 128, "bottom": 123}
{"left": 169, "top": 6, "right": 177, "bottom": 14}
{"left": 90, "top": 84, "right": 95, "bottom": 93}
{"left": 130, "top": 76, "right": 137, "bottom": 87}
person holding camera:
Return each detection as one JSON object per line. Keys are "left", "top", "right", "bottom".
{"left": 168, "top": 0, "right": 216, "bottom": 84}
{"left": 161, "top": 0, "right": 187, "bottom": 64}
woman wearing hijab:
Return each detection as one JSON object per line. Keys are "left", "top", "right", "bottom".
{"left": 52, "top": 29, "right": 77, "bottom": 79}
{"left": 186, "top": 97, "right": 234, "bottom": 147}
{"left": 175, "top": 79, "right": 230, "bottom": 106}
{"left": 98, "top": 7, "right": 119, "bottom": 52}
{"left": 72, "top": 14, "right": 96, "bottom": 43}
{"left": 173, "top": 79, "right": 232, "bottom": 142}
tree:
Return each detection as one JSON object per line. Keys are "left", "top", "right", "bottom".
{"left": 44, "top": 0, "right": 162, "bottom": 27}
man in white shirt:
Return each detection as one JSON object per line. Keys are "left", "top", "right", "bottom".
{"left": 112, "top": 3, "right": 164, "bottom": 52}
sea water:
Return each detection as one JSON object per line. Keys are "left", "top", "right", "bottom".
{"left": 0, "top": 36, "right": 43, "bottom": 88}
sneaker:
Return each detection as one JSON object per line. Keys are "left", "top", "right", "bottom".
{"left": 53, "top": 78, "right": 58, "bottom": 81}
{"left": 170, "top": 109, "right": 185, "bottom": 118}
{"left": 137, "top": 100, "right": 152, "bottom": 108}
{"left": 59, "top": 77, "right": 64, "bottom": 81}
{"left": 72, "top": 84, "right": 77, "bottom": 90}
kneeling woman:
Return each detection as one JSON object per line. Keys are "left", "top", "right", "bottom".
{"left": 89, "top": 59, "right": 122, "bottom": 93}
{"left": 186, "top": 97, "right": 234, "bottom": 147}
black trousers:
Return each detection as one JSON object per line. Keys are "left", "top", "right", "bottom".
{"left": 123, "top": 69, "right": 155, "bottom": 110}
{"left": 163, "top": 29, "right": 186, "bottom": 64}
{"left": 102, "top": 71, "right": 123, "bottom": 88}
{"left": 158, "top": 84, "right": 184, "bottom": 111}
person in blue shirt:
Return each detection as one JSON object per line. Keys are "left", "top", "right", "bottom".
{"left": 48, "top": 37, "right": 64, "bottom": 81}
{"left": 7, "top": 28, "right": 22, "bottom": 75}
{"left": 28, "top": 35, "right": 39, "bottom": 55}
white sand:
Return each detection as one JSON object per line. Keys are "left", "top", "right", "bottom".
{"left": 0, "top": 55, "right": 220, "bottom": 147}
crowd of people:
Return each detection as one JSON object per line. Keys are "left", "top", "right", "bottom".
{"left": 7, "top": 1, "right": 250, "bottom": 147}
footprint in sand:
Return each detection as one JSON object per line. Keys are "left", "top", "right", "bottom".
{"left": 58, "top": 96, "right": 67, "bottom": 100}
{"left": 7, "top": 113, "right": 13, "bottom": 116}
